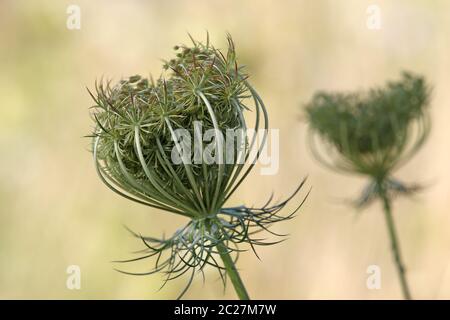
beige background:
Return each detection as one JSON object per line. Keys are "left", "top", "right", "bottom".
{"left": 0, "top": 0, "right": 449, "bottom": 299}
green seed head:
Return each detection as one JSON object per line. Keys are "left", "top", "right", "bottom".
{"left": 90, "top": 35, "right": 251, "bottom": 219}
{"left": 305, "top": 72, "right": 430, "bottom": 179}
{"left": 88, "top": 34, "right": 307, "bottom": 298}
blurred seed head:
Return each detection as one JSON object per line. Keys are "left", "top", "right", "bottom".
{"left": 305, "top": 72, "right": 431, "bottom": 180}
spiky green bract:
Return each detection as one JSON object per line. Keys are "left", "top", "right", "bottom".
{"left": 306, "top": 72, "right": 430, "bottom": 183}
{"left": 116, "top": 181, "right": 307, "bottom": 299}
{"left": 89, "top": 35, "right": 307, "bottom": 299}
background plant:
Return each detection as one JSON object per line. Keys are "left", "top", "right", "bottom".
{"left": 88, "top": 34, "right": 307, "bottom": 299}
{"left": 305, "top": 72, "right": 431, "bottom": 299}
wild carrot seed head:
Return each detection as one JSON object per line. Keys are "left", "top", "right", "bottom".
{"left": 87, "top": 35, "right": 308, "bottom": 297}
{"left": 89, "top": 35, "right": 254, "bottom": 219}
{"left": 305, "top": 72, "right": 430, "bottom": 179}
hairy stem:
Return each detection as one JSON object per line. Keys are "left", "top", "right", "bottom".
{"left": 379, "top": 186, "right": 412, "bottom": 300}
{"left": 216, "top": 242, "right": 250, "bottom": 300}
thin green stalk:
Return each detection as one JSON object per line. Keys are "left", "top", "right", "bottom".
{"left": 216, "top": 242, "right": 250, "bottom": 300}
{"left": 379, "top": 186, "right": 412, "bottom": 300}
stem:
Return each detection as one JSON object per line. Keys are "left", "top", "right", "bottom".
{"left": 216, "top": 242, "right": 250, "bottom": 300}
{"left": 379, "top": 186, "right": 412, "bottom": 300}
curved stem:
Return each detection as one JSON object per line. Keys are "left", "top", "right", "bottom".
{"left": 379, "top": 186, "right": 412, "bottom": 300}
{"left": 216, "top": 242, "right": 250, "bottom": 300}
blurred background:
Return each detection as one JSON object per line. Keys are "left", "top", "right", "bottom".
{"left": 0, "top": 0, "right": 449, "bottom": 299}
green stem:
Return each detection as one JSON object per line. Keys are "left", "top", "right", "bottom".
{"left": 379, "top": 186, "right": 412, "bottom": 300}
{"left": 217, "top": 242, "right": 250, "bottom": 300}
